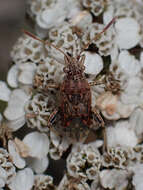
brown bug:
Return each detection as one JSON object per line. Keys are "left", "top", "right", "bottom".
{"left": 24, "top": 17, "right": 116, "bottom": 146}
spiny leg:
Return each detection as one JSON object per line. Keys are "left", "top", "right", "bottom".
{"left": 89, "top": 81, "right": 104, "bottom": 86}
{"left": 45, "top": 84, "right": 59, "bottom": 89}
{"left": 91, "top": 107, "right": 108, "bottom": 152}
{"left": 47, "top": 109, "right": 59, "bottom": 128}
{"left": 26, "top": 109, "right": 60, "bottom": 131}
{"left": 89, "top": 72, "right": 121, "bottom": 95}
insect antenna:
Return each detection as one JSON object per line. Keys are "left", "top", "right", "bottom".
{"left": 80, "top": 17, "right": 117, "bottom": 55}
{"left": 23, "top": 30, "right": 71, "bottom": 62}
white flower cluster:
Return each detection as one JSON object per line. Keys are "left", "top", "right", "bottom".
{"left": 0, "top": 0, "right": 143, "bottom": 189}
{"left": 59, "top": 143, "right": 143, "bottom": 189}
{"left": 47, "top": 22, "right": 82, "bottom": 62}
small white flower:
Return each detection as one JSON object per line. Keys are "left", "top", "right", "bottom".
{"left": 102, "top": 146, "right": 133, "bottom": 169}
{"left": 11, "top": 34, "right": 44, "bottom": 64}
{"left": 34, "top": 174, "right": 55, "bottom": 189}
{"left": 25, "top": 93, "right": 55, "bottom": 132}
{"left": 82, "top": 0, "right": 106, "bottom": 17}
{"left": 86, "top": 167, "right": 98, "bottom": 180}
{"left": 27, "top": 0, "right": 56, "bottom": 19}
{"left": 0, "top": 148, "right": 16, "bottom": 187}
{"left": 34, "top": 0, "right": 81, "bottom": 32}
{"left": 67, "top": 142, "right": 101, "bottom": 180}
{"left": 47, "top": 22, "right": 81, "bottom": 62}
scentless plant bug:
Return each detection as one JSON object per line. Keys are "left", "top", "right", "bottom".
{"left": 24, "top": 17, "right": 116, "bottom": 148}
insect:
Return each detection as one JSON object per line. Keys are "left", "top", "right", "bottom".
{"left": 24, "top": 17, "right": 116, "bottom": 147}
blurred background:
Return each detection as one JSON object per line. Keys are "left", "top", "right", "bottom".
{"left": 0, "top": 0, "right": 25, "bottom": 80}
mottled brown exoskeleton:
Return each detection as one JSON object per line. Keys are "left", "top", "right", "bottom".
{"left": 24, "top": 17, "right": 116, "bottom": 147}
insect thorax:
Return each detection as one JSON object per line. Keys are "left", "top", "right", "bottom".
{"left": 63, "top": 55, "right": 85, "bottom": 80}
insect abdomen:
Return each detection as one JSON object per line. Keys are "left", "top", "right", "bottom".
{"left": 60, "top": 79, "right": 92, "bottom": 127}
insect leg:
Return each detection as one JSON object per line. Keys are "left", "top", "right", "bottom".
{"left": 45, "top": 83, "right": 59, "bottom": 89}
{"left": 47, "top": 109, "right": 59, "bottom": 128}
{"left": 92, "top": 108, "right": 108, "bottom": 152}
{"left": 89, "top": 81, "right": 104, "bottom": 86}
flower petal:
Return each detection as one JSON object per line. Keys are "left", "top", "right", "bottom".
{"left": 4, "top": 89, "right": 29, "bottom": 121}
{"left": 26, "top": 156, "right": 49, "bottom": 174}
{"left": 8, "top": 140, "right": 26, "bottom": 169}
{"left": 7, "top": 65, "right": 19, "bottom": 88}
{"left": 115, "top": 17, "right": 141, "bottom": 49}
{"left": 8, "top": 168, "right": 34, "bottom": 190}
{"left": 84, "top": 52, "right": 103, "bottom": 75}
{"left": 23, "top": 132, "right": 49, "bottom": 158}
{"left": 0, "top": 81, "right": 11, "bottom": 102}
{"left": 107, "top": 121, "right": 138, "bottom": 147}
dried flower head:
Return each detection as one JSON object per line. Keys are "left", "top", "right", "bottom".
{"left": 82, "top": 0, "right": 107, "bottom": 17}
{"left": 0, "top": 148, "right": 16, "bottom": 188}
{"left": 11, "top": 34, "right": 44, "bottom": 64}
{"left": 67, "top": 143, "right": 101, "bottom": 180}
{"left": 47, "top": 22, "right": 82, "bottom": 62}
{"left": 33, "top": 174, "right": 55, "bottom": 190}
{"left": 82, "top": 22, "right": 115, "bottom": 56}
{"left": 25, "top": 93, "right": 55, "bottom": 132}
{"left": 58, "top": 175, "right": 90, "bottom": 190}
{"left": 102, "top": 146, "right": 133, "bottom": 169}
